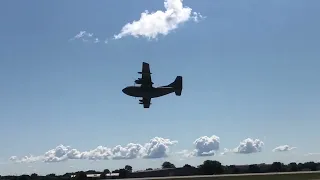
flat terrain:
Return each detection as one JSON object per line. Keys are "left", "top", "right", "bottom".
{"left": 123, "top": 171, "right": 320, "bottom": 180}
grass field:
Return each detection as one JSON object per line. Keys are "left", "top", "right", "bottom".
{"left": 209, "top": 173, "right": 320, "bottom": 180}
{"left": 131, "top": 171, "right": 320, "bottom": 180}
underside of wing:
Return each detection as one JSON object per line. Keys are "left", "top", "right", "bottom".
{"left": 139, "top": 98, "right": 151, "bottom": 108}
{"left": 135, "top": 62, "right": 153, "bottom": 88}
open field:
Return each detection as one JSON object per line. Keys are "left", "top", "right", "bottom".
{"left": 123, "top": 171, "right": 320, "bottom": 180}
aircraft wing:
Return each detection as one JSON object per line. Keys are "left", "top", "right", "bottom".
{"left": 138, "top": 62, "right": 153, "bottom": 88}
{"left": 140, "top": 98, "right": 151, "bottom": 108}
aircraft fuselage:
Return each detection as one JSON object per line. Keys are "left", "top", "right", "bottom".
{"left": 122, "top": 86, "right": 175, "bottom": 99}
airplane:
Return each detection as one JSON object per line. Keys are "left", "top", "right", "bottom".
{"left": 122, "top": 62, "right": 183, "bottom": 108}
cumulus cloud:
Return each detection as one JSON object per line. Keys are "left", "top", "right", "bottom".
{"left": 221, "top": 138, "right": 264, "bottom": 155}
{"left": 9, "top": 155, "right": 43, "bottom": 163}
{"left": 9, "top": 137, "right": 177, "bottom": 163}
{"left": 232, "top": 138, "right": 264, "bottom": 154}
{"left": 112, "top": 143, "right": 144, "bottom": 160}
{"left": 178, "top": 135, "right": 220, "bottom": 158}
{"left": 69, "top": 31, "right": 101, "bottom": 43}
{"left": 272, "top": 145, "right": 297, "bottom": 152}
{"left": 114, "top": 0, "right": 204, "bottom": 40}
{"left": 179, "top": 137, "right": 264, "bottom": 158}
{"left": 143, "top": 137, "right": 178, "bottom": 158}
{"left": 192, "top": 135, "right": 220, "bottom": 156}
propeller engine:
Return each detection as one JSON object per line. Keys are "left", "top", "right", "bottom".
{"left": 135, "top": 78, "right": 154, "bottom": 86}
{"left": 135, "top": 78, "right": 143, "bottom": 85}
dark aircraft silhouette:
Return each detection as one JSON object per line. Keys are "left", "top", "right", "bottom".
{"left": 122, "top": 62, "right": 183, "bottom": 108}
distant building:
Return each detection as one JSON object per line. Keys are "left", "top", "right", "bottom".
{"left": 71, "top": 173, "right": 119, "bottom": 179}
{"left": 129, "top": 167, "right": 199, "bottom": 178}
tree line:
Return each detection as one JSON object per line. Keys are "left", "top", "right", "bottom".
{"left": 1, "top": 160, "right": 320, "bottom": 180}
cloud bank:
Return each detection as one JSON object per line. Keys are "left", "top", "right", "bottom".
{"left": 272, "top": 145, "right": 297, "bottom": 152}
{"left": 9, "top": 136, "right": 278, "bottom": 163}
{"left": 9, "top": 137, "right": 177, "bottom": 163}
{"left": 113, "top": 0, "right": 204, "bottom": 40}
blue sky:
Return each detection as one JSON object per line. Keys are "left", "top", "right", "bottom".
{"left": 1, "top": 0, "right": 320, "bottom": 176}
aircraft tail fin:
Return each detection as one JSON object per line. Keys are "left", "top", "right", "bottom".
{"left": 167, "top": 76, "right": 183, "bottom": 96}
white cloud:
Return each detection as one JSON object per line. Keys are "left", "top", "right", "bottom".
{"left": 9, "top": 137, "right": 177, "bottom": 163}
{"left": 177, "top": 135, "right": 220, "bottom": 158}
{"left": 94, "top": 38, "right": 100, "bottom": 43}
{"left": 220, "top": 148, "right": 232, "bottom": 156}
{"left": 192, "top": 135, "right": 220, "bottom": 156}
{"left": 69, "top": 31, "right": 101, "bottom": 43}
{"left": 143, "top": 137, "right": 178, "bottom": 158}
{"left": 175, "top": 149, "right": 191, "bottom": 157}
{"left": 9, "top": 155, "right": 43, "bottom": 163}
{"left": 272, "top": 145, "right": 297, "bottom": 152}
{"left": 178, "top": 137, "right": 264, "bottom": 158}
{"left": 305, "top": 153, "right": 320, "bottom": 156}
{"left": 233, "top": 138, "right": 264, "bottom": 154}
{"left": 112, "top": 143, "right": 144, "bottom": 160}
{"left": 81, "top": 146, "right": 113, "bottom": 161}
{"left": 114, "top": 0, "right": 204, "bottom": 40}
{"left": 221, "top": 138, "right": 264, "bottom": 155}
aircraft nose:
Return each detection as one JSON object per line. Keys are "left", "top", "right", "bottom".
{"left": 122, "top": 87, "right": 128, "bottom": 94}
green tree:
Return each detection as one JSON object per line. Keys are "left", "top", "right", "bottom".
{"left": 18, "top": 175, "right": 31, "bottom": 180}
{"left": 269, "top": 162, "right": 283, "bottom": 172}
{"left": 298, "top": 163, "right": 304, "bottom": 171}
{"left": 100, "top": 172, "right": 107, "bottom": 179}
{"left": 248, "top": 164, "right": 260, "bottom": 173}
{"left": 288, "top": 162, "right": 298, "bottom": 172}
{"left": 125, "top": 165, "right": 133, "bottom": 172}
{"left": 86, "top": 170, "right": 96, "bottom": 174}
{"left": 112, "top": 169, "right": 120, "bottom": 173}
{"left": 30, "top": 173, "right": 38, "bottom": 179}
{"left": 46, "top": 173, "right": 56, "bottom": 177}
{"left": 103, "top": 169, "right": 110, "bottom": 174}
{"left": 63, "top": 173, "right": 72, "bottom": 178}
{"left": 162, "top": 161, "right": 176, "bottom": 169}
{"left": 118, "top": 169, "right": 129, "bottom": 179}
{"left": 227, "top": 165, "right": 240, "bottom": 174}
{"left": 304, "top": 161, "right": 317, "bottom": 171}
{"left": 198, "top": 160, "right": 224, "bottom": 175}
{"left": 74, "top": 171, "right": 87, "bottom": 180}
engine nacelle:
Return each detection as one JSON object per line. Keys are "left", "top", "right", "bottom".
{"left": 135, "top": 78, "right": 154, "bottom": 85}
{"left": 135, "top": 78, "right": 143, "bottom": 84}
